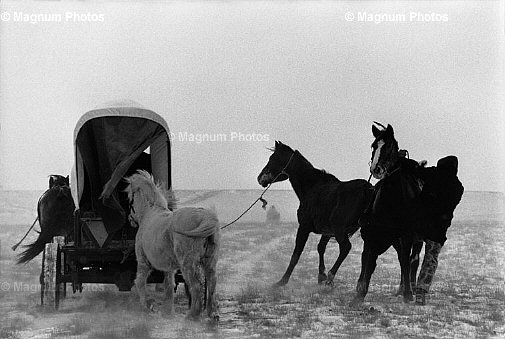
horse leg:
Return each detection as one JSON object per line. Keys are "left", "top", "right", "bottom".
{"left": 203, "top": 263, "right": 219, "bottom": 321}
{"left": 184, "top": 282, "right": 191, "bottom": 308}
{"left": 203, "top": 236, "right": 219, "bottom": 322}
{"left": 181, "top": 258, "right": 204, "bottom": 320}
{"left": 135, "top": 260, "right": 153, "bottom": 312}
{"left": 410, "top": 238, "right": 423, "bottom": 292}
{"left": 350, "top": 234, "right": 393, "bottom": 307}
{"left": 393, "top": 235, "right": 421, "bottom": 297}
{"left": 399, "top": 235, "right": 414, "bottom": 302}
{"left": 317, "top": 235, "right": 331, "bottom": 284}
{"left": 274, "top": 228, "right": 310, "bottom": 287}
{"left": 325, "top": 234, "right": 352, "bottom": 287}
{"left": 392, "top": 239, "right": 405, "bottom": 296}
{"left": 350, "top": 240, "right": 379, "bottom": 306}
{"left": 163, "top": 269, "right": 175, "bottom": 316}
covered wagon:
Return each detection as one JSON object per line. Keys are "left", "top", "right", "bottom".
{"left": 41, "top": 100, "right": 175, "bottom": 308}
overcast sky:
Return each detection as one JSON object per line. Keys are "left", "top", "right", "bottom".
{"left": 0, "top": 1, "right": 504, "bottom": 192}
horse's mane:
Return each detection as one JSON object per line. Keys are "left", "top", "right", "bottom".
{"left": 125, "top": 170, "right": 177, "bottom": 210}
{"left": 272, "top": 142, "right": 339, "bottom": 183}
{"left": 294, "top": 150, "right": 339, "bottom": 183}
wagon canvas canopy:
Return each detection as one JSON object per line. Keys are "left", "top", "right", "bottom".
{"left": 71, "top": 100, "right": 171, "bottom": 235}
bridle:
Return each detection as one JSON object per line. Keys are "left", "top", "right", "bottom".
{"left": 370, "top": 136, "right": 401, "bottom": 180}
{"left": 274, "top": 150, "right": 295, "bottom": 181}
{"left": 369, "top": 143, "right": 409, "bottom": 183}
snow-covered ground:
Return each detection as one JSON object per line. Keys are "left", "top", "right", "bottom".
{"left": 0, "top": 190, "right": 503, "bottom": 338}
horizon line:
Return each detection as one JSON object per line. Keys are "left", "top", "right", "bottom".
{"left": 0, "top": 189, "right": 503, "bottom": 195}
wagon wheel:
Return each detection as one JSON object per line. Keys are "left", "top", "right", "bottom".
{"left": 40, "top": 249, "right": 45, "bottom": 305}
{"left": 41, "top": 237, "right": 64, "bottom": 309}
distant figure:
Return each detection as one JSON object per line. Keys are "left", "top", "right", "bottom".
{"left": 266, "top": 205, "right": 281, "bottom": 224}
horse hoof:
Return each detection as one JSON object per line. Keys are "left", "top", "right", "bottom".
{"left": 142, "top": 305, "right": 156, "bottom": 313}
{"left": 403, "top": 294, "right": 414, "bottom": 303}
{"left": 394, "top": 286, "right": 404, "bottom": 296}
{"left": 349, "top": 296, "right": 364, "bottom": 308}
{"left": 273, "top": 280, "right": 287, "bottom": 288}
{"left": 415, "top": 293, "right": 426, "bottom": 306}
{"left": 318, "top": 273, "right": 327, "bottom": 285}
{"left": 325, "top": 273, "right": 335, "bottom": 287}
{"left": 143, "top": 299, "right": 157, "bottom": 313}
{"left": 163, "top": 306, "right": 174, "bottom": 317}
{"left": 185, "top": 313, "right": 201, "bottom": 322}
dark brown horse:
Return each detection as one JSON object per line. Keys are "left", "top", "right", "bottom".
{"left": 16, "top": 175, "right": 75, "bottom": 264}
{"left": 352, "top": 123, "right": 424, "bottom": 305}
{"left": 258, "top": 141, "right": 373, "bottom": 286}
{"left": 15, "top": 153, "right": 153, "bottom": 264}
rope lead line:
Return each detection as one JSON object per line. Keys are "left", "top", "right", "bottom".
{"left": 220, "top": 151, "right": 295, "bottom": 230}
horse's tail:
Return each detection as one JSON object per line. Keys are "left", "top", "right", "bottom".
{"left": 173, "top": 208, "right": 220, "bottom": 238}
{"left": 16, "top": 233, "right": 51, "bottom": 264}
{"left": 176, "top": 218, "right": 219, "bottom": 238}
{"left": 204, "top": 231, "right": 220, "bottom": 261}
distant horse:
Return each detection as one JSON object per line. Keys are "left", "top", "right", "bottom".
{"left": 15, "top": 175, "right": 75, "bottom": 264}
{"left": 125, "top": 170, "right": 220, "bottom": 321}
{"left": 258, "top": 141, "right": 373, "bottom": 286}
{"left": 352, "top": 123, "right": 424, "bottom": 305}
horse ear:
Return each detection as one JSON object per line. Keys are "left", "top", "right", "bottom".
{"left": 49, "top": 176, "right": 55, "bottom": 188}
{"left": 386, "top": 124, "right": 394, "bottom": 136}
{"left": 372, "top": 125, "right": 381, "bottom": 138}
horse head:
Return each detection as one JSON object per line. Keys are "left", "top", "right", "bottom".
{"left": 49, "top": 175, "right": 69, "bottom": 189}
{"left": 370, "top": 122, "right": 399, "bottom": 180}
{"left": 257, "top": 141, "right": 295, "bottom": 188}
{"left": 124, "top": 170, "right": 173, "bottom": 227}
{"left": 48, "top": 175, "right": 71, "bottom": 198}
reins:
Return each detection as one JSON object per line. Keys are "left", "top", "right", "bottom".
{"left": 220, "top": 151, "right": 295, "bottom": 230}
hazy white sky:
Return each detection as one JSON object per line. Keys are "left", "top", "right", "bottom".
{"left": 0, "top": 1, "right": 504, "bottom": 192}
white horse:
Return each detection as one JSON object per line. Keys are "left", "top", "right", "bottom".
{"left": 124, "top": 170, "right": 220, "bottom": 321}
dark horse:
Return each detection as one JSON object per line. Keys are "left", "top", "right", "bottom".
{"left": 258, "top": 141, "right": 373, "bottom": 286}
{"left": 352, "top": 123, "right": 424, "bottom": 305}
{"left": 15, "top": 153, "right": 154, "bottom": 264}
{"left": 16, "top": 175, "right": 75, "bottom": 264}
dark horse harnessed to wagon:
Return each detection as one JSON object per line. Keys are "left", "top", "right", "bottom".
{"left": 13, "top": 175, "right": 74, "bottom": 263}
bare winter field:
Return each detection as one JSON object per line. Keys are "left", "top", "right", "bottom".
{"left": 1, "top": 190, "right": 504, "bottom": 338}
